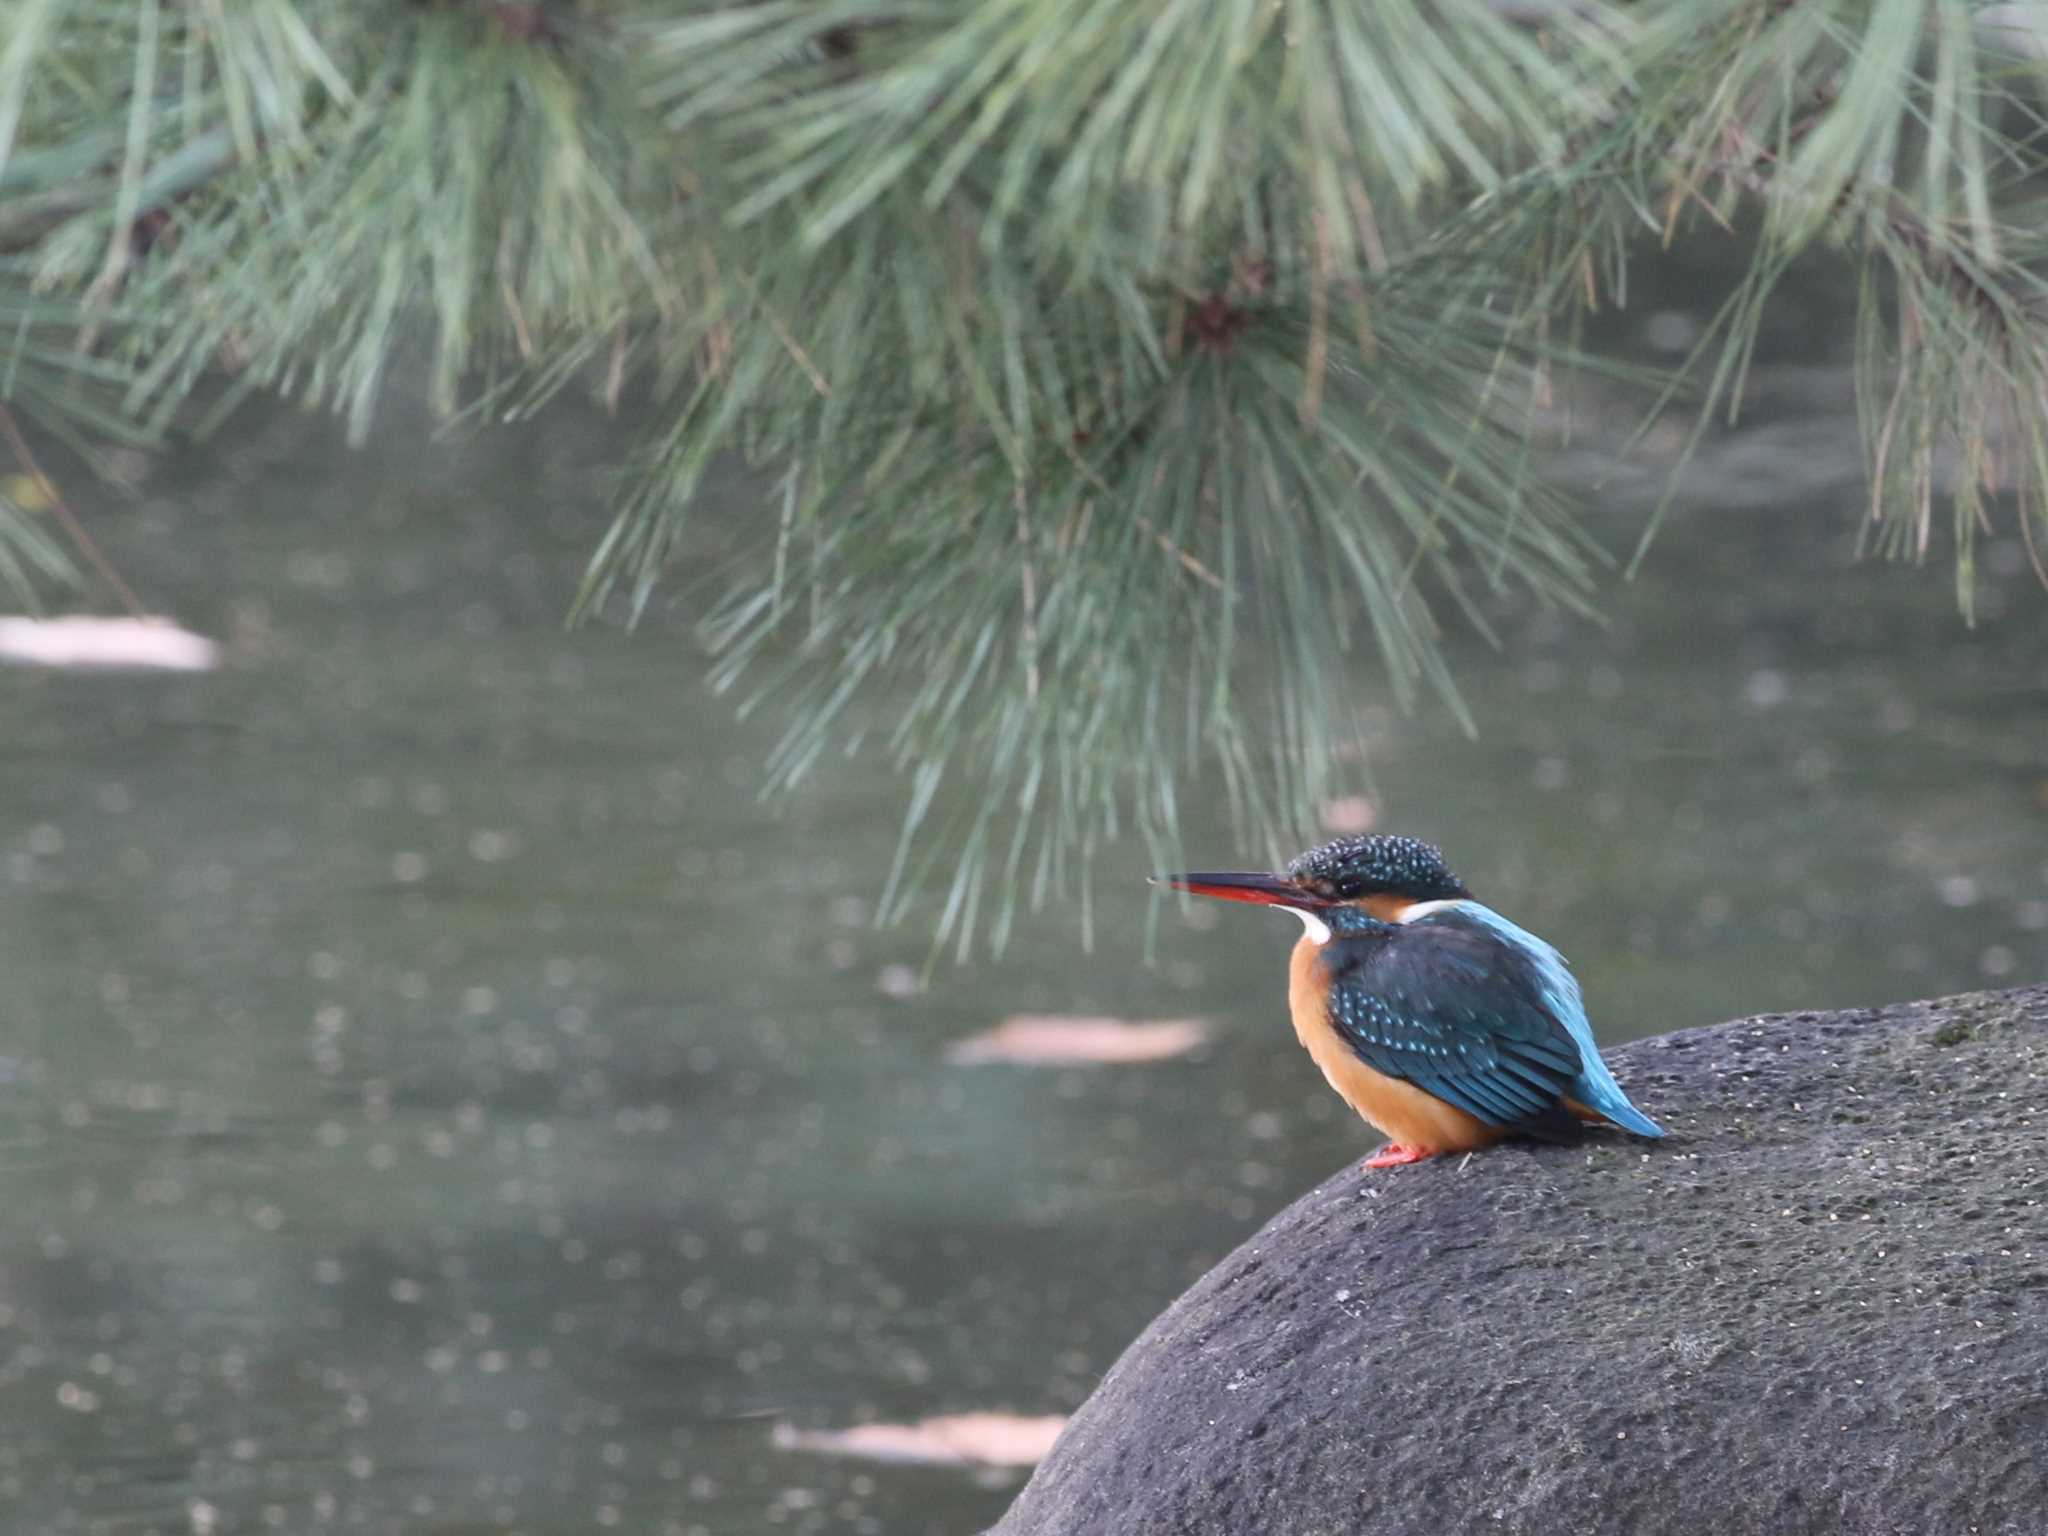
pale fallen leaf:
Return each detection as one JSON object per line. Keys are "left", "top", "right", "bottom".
{"left": 947, "top": 1014, "right": 1206, "bottom": 1065}
{"left": 875, "top": 964, "right": 922, "bottom": 999}
{"left": 774, "top": 1413, "right": 1066, "bottom": 1467}
{"left": 1318, "top": 795, "right": 1376, "bottom": 833}
{"left": 0, "top": 617, "right": 218, "bottom": 672}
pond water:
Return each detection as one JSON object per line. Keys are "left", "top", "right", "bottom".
{"left": 2, "top": 313, "right": 2044, "bottom": 1534}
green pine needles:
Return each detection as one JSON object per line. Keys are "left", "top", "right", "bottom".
{"left": 3, "top": 0, "right": 2047, "bottom": 946}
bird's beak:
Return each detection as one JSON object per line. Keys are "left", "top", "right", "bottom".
{"left": 1155, "top": 871, "right": 1328, "bottom": 908}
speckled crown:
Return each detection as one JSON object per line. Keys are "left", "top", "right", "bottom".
{"left": 1286, "top": 834, "right": 1468, "bottom": 902}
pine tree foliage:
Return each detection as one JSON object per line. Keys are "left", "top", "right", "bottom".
{"left": 2, "top": 0, "right": 2046, "bottom": 943}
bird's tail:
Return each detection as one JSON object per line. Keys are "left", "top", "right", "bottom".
{"left": 1573, "top": 1073, "right": 1665, "bottom": 1138}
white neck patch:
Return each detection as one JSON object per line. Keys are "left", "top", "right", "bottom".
{"left": 1283, "top": 906, "right": 1333, "bottom": 945}
{"left": 1398, "top": 899, "right": 1462, "bottom": 924}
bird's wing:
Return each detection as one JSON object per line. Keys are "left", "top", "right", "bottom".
{"left": 1319, "top": 911, "right": 1585, "bottom": 1136}
{"left": 1441, "top": 900, "right": 1666, "bottom": 1137}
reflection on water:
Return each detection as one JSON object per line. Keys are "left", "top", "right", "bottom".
{"left": 1, "top": 352, "right": 2043, "bottom": 1535}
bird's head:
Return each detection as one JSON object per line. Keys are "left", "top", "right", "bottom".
{"left": 1159, "top": 834, "right": 1469, "bottom": 943}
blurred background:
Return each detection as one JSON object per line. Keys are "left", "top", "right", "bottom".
{"left": 3, "top": 256, "right": 2045, "bottom": 1536}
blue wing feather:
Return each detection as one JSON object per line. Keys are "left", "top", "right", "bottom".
{"left": 1319, "top": 916, "right": 1585, "bottom": 1139}
{"left": 1413, "top": 902, "right": 1665, "bottom": 1138}
{"left": 1318, "top": 901, "right": 1664, "bottom": 1140}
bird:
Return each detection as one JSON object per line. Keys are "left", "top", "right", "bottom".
{"left": 1161, "top": 833, "right": 1664, "bottom": 1168}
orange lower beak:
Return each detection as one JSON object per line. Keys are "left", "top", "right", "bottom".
{"left": 1157, "top": 871, "right": 1327, "bottom": 908}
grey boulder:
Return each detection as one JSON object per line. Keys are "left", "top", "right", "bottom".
{"left": 995, "top": 985, "right": 2048, "bottom": 1536}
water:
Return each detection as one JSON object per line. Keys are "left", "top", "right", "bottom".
{"left": 1, "top": 342, "right": 2043, "bottom": 1534}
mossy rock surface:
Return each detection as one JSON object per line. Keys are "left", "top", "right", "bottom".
{"left": 994, "top": 985, "right": 2048, "bottom": 1536}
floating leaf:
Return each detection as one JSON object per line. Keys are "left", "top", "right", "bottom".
{"left": 947, "top": 1015, "right": 1207, "bottom": 1065}
{"left": 0, "top": 615, "right": 218, "bottom": 670}
{"left": 1317, "top": 796, "right": 1377, "bottom": 834}
{"left": 773, "top": 1412, "right": 1066, "bottom": 1468}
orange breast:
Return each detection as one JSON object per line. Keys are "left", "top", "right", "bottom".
{"left": 1286, "top": 935, "right": 1502, "bottom": 1155}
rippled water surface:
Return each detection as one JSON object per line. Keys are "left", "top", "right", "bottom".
{"left": 3, "top": 340, "right": 2044, "bottom": 1533}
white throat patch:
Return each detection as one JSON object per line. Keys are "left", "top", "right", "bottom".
{"left": 1283, "top": 906, "right": 1333, "bottom": 945}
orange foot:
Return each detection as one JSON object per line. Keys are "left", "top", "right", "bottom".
{"left": 1364, "top": 1143, "right": 1432, "bottom": 1169}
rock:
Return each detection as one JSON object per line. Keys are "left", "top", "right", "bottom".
{"left": 994, "top": 986, "right": 2048, "bottom": 1536}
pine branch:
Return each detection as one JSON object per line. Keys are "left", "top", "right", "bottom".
{"left": 1614, "top": 0, "right": 2048, "bottom": 589}
{"left": 0, "top": 0, "right": 2045, "bottom": 945}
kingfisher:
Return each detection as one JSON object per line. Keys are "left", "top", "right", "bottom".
{"left": 1162, "top": 834, "right": 1664, "bottom": 1168}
